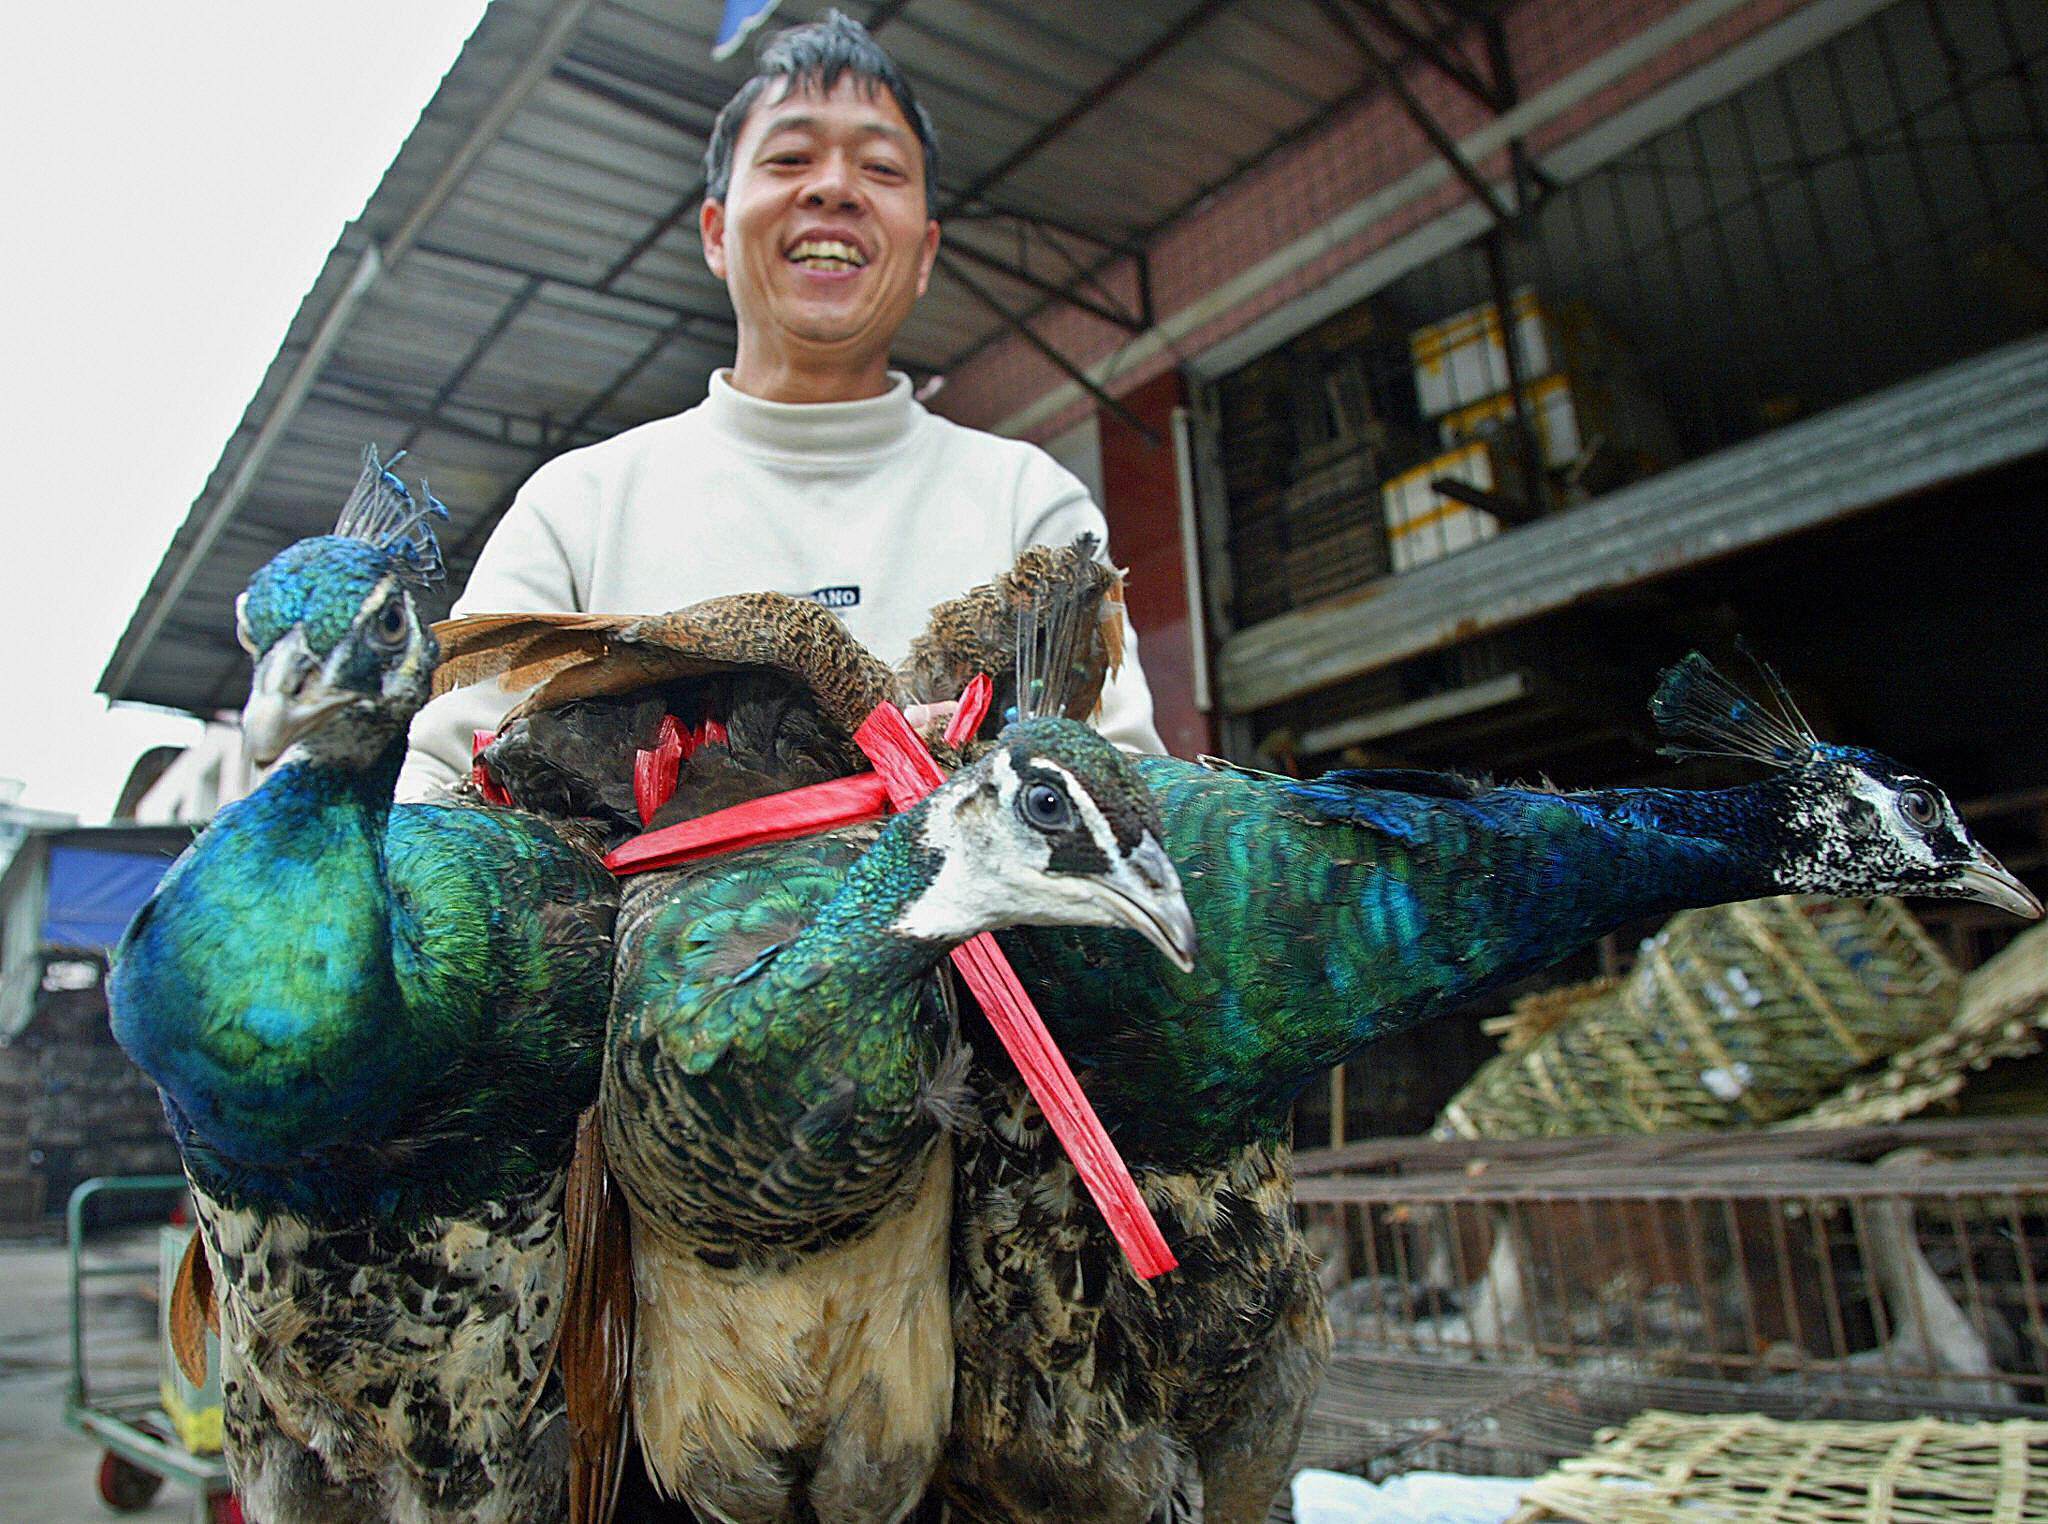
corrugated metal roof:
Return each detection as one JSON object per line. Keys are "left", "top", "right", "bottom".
{"left": 104, "top": 0, "right": 1456, "bottom": 715}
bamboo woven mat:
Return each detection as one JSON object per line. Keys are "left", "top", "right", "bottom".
{"left": 1508, "top": 1409, "right": 2048, "bottom": 1522}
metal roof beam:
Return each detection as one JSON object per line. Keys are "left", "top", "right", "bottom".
{"left": 931, "top": 0, "right": 1488, "bottom": 378}
{"left": 441, "top": 313, "right": 700, "bottom": 569}
{"left": 939, "top": 0, "right": 1244, "bottom": 217}
{"left": 596, "top": 183, "right": 707, "bottom": 289}
{"left": 409, "top": 240, "right": 738, "bottom": 332}
{"left": 1314, "top": 0, "right": 1512, "bottom": 224}
{"left": 1349, "top": 0, "right": 1507, "bottom": 112}
{"left": 316, "top": 376, "right": 604, "bottom": 456}
{"left": 398, "top": 274, "right": 546, "bottom": 457}
{"left": 941, "top": 237, "right": 1148, "bottom": 333}
{"left": 945, "top": 200, "right": 1143, "bottom": 259}
{"left": 551, "top": 55, "right": 718, "bottom": 137}
{"left": 935, "top": 253, "right": 1158, "bottom": 443}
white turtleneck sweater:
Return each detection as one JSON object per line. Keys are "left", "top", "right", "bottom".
{"left": 397, "top": 371, "right": 1163, "bottom": 798}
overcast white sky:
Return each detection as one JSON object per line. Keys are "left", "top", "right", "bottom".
{"left": 0, "top": 2, "right": 493, "bottom": 821}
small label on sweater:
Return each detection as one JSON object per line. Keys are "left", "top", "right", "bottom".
{"left": 806, "top": 584, "right": 861, "bottom": 610}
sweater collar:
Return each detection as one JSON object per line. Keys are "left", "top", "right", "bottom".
{"left": 703, "top": 369, "right": 919, "bottom": 461}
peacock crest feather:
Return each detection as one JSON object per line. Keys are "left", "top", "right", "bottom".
{"left": 1013, "top": 533, "right": 1106, "bottom": 723}
{"left": 237, "top": 446, "right": 449, "bottom": 657}
{"left": 332, "top": 443, "right": 450, "bottom": 588}
{"left": 1650, "top": 647, "right": 1820, "bottom": 768}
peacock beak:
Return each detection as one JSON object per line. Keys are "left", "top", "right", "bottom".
{"left": 1095, "top": 834, "right": 1199, "bottom": 973}
{"left": 1956, "top": 848, "right": 2044, "bottom": 919}
{"left": 242, "top": 629, "right": 352, "bottom": 768}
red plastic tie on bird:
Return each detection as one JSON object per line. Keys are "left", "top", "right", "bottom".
{"left": 470, "top": 731, "right": 514, "bottom": 808}
{"left": 944, "top": 672, "right": 994, "bottom": 749}
{"left": 605, "top": 773, "right": 892, "bottom": 873}
{"left": 852, "top": 699, "right": 1177, "bottom": 1280}
{"left": 634, "top": 715, "right": 688, "bottom": 825}
{"left": 605, "top": 681, "right": 985, "bottom": 875}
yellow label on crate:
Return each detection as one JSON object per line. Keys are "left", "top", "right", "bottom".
{"left": 1387, "top": 501, "right": 1470, "bottom": 540}
{"left": 1409, "top": 289, "right": 1541, "bottom": 368}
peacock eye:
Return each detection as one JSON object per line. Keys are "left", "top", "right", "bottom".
{"left": 1020, "top": 780, "right": 1073, "bottom": 833}
{"left": 1899, "top": 787, "right": 1940, "bottom": 829}
{"left": 370, "top": 597, "right": 409, "bottom": 646}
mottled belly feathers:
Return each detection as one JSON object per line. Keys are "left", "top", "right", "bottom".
{"left": 944, "top": 1083, "right": 1330, "bottom": 1524}
{"left": 197, "top": 1180, "right": 571, "bottom": 1524}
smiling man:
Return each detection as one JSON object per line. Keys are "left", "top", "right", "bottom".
{"left": 399, "top": 10, "right": 1162, "bottom": 798}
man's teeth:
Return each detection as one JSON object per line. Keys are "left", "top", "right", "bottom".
{"left": 789, "top": 240, "right": 866, "bottom": 270}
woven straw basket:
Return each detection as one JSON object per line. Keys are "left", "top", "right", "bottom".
{"left": 1438, "top": 896, "right": 1959, "bottom": 1139}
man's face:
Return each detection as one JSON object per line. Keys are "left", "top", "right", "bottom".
{"left": 703, "top": 73, "right": 941, "bottom": 386}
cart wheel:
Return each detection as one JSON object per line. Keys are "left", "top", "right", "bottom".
{"left": 209, "top": 1494, "right": 244, "bottom": 1524}
{"left": 94, "top": 1451, "right": 164, "bottom": 1511}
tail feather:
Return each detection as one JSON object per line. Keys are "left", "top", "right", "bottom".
{"left": 562, "top": 1108, "right": 634, "bottom": 1524}
{"left": 902, "top": 539, "right": 1121, "bottom": 735}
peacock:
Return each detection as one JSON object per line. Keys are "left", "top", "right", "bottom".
{"left": 596, "top": 702, "right": 1194, "bottom": 1522}
{"left": 936, "top": 652, "right": 2043, "bottom": 1524}
{"left": 108, "top": 448, "right": 618, "bottom": 1524}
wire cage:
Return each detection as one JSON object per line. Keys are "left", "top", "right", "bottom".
{"left": 1288, "top": 1121, "right": 2048, "bottom": 1485}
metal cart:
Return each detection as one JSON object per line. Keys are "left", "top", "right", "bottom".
{"left": 64, "top": 1176, "right": 238, "bottom": 1522}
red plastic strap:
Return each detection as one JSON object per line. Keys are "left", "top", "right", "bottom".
{"left": 605, "top": 773, "right": 892, "bottom": 874}
{"left": 470, "top": 731, "right": 514, "bottom": 808}
{"left": 634, "top": 715, "right": 688, "bottom": 826}
{"left": 944, "top": 672, "right": 994, "bottom": 749}
{"left": 852, "top": 700, "right": 1177, "bottom": 1279}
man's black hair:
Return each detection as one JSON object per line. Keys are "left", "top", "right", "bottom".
{"left": 703, "top": 9, "right": 941, "bottom": 213}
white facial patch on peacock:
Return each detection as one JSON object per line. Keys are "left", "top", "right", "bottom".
{"left": 893, "top": 749, "right": 1139, "bottom": 945}
{"left": 1786, "top": 763, "right": 1939, "bottom": 897}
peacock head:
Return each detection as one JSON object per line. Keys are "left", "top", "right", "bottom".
{"left": 894, "top": 715, "right": 1199, "bottom": 969}
{"left": 1652, "top": 651, "right": 2042, "bottom": 918}
{"left": 237, "top": 446, "right": 449, "bottom": 769}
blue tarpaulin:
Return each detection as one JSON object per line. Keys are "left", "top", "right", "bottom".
{"left": 42, "top": 845, "right": 175, "bottom": 950}
{"left": 714, "top": 0, "right": 784, "bottom": 59}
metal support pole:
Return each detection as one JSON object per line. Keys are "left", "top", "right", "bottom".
{"left": 1349, "top": 0, "right": 1506, "bottom": 111}
{"left": 1482, "top": 227, "right": 1551, "bottom": 517}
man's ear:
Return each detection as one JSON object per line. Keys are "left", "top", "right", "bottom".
{"left": 702, "top": 198, "right": 729, "bottom": 279}
{"left": 915, "top": 219, "right": 940, "bottom": 298}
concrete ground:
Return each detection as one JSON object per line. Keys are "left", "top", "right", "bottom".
{"left": 0, "top": 1225, "right": 216, "bottom": 1522}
